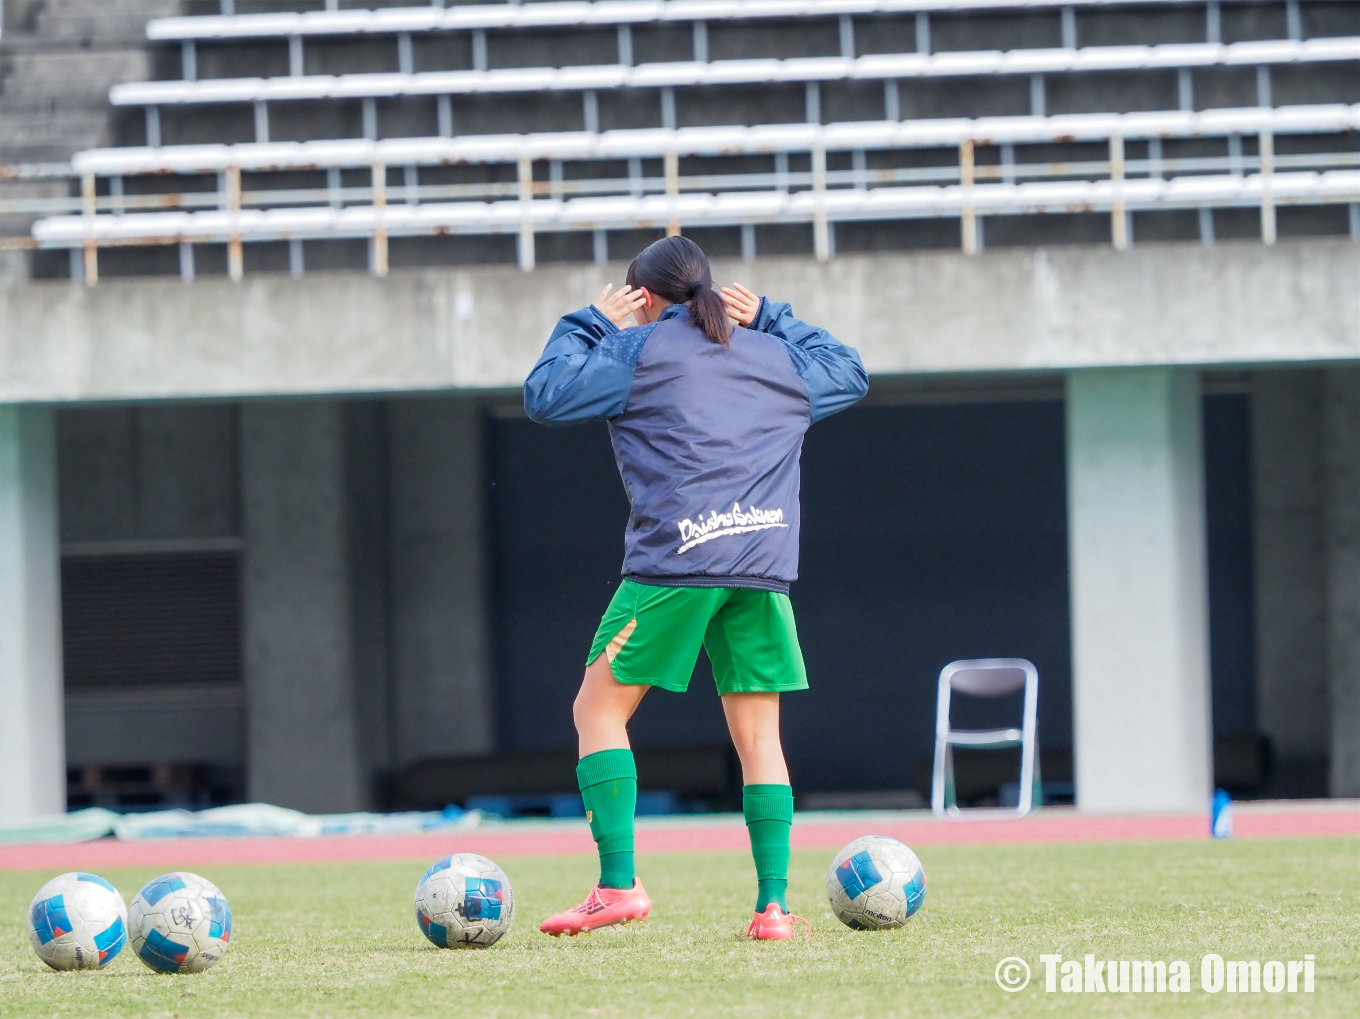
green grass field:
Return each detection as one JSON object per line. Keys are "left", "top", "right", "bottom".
{"left": 1, "top": 837, "right": 1355, "bottom": 1017}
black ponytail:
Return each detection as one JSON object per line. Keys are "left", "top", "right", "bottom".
{"left": 625, "top": 235, "right": 732, "bottom": 345}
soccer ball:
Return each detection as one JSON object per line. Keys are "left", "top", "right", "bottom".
{"left": 827, "top": 835, "right": 926, "bottom": 930}
{"left": 414, "top": 853, "right": 515, "bottom": 948}
{"left": 27, "top": 872, "right": 128, "bottom": 970}
{"left": 128, "top": 872, "right": 233, "bottom": 973}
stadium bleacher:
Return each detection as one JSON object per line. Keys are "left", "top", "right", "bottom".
{"left": 144, "top": 1, "right": 1302, "bottom": 42}
{"left": 110, "top": 37, "right": 1360, "bottom": 110}
{"left": 9, "top": 0, "right": 1360, "bottom": 282}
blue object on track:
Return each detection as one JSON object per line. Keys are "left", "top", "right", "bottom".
{"left": 1211, "top": 788, "right": 1233, "bottom": 838}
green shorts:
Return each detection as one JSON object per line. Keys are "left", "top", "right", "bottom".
{"left": 586, "top": 579, "right": 808, "bottom": 695}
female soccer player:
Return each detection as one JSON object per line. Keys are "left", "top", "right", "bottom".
{"left": 523, "top": 236, "right": 867, "bottom": 940}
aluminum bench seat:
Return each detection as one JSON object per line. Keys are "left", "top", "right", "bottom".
{"left": 110, "top": 36, "right": 1360, "bottom": 107}
{"left": 70, "top": 103, "right": 1360, "bottom": 176}
{"left": 33, "top": 168, "right": 1360, "bottom": 246}
{"left": 145, "top": 1, "right": 1271, "bottom": 43}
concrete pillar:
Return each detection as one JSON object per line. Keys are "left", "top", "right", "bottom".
{"left": 1324, "top": 367, "right": 1360, "bottom": 797}
{"left": 0, "top": 406, "right": 66, "bottom": 820}
{"left": 241, "top": 400, "right": 373, "bottom": 813}
{"left": 343, "top": 402, "right": 393, "bottom": 787}
{"left": 1250, "top": 370, "right": 1330, "bottom": 787}
{"left": 1066, "top": 368, "right": 1213, "bottom": 813}
{"left": 387, "top": 397, "right": 494, "bottom": 764}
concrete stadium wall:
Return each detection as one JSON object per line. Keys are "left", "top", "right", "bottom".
{"left": 1252, "top": 371, "right": 1332, "bottom": 792}
{"left": 49, "top": 395, "right": 494, "bottom": 809}
{"left": 488, "top": 389, "right": 1266, "bottom": 800}
{"left": 2, "top": 241, "right": 1358, "bottom": 406}
{"left": 38, "top": 374, "right": 1356, "bottom": 808}
{"left": 7, "top": 364, "right": 1360, "bottom": 813}
{"left": 1323, "top": 369, "right": 1360, "bottom": 797}
{"left": 43, "top": 386, "right": 1267, "bottom": 807}
{"left": 57, "top": 403, "right": 238, "bottom": 543}
{"left": 1251, "top": 367, "right": 1360, "bottom": 797}
{"left": 55, "top": 403, "right": 244, "bottom": 786}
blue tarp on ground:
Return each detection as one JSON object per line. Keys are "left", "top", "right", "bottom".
{"left": 0, "top": 803, "right": 478, "bottom": 845}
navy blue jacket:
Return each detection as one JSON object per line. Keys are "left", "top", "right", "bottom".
{"left": 523, "top": 299, "right": 868, "bottom": 592}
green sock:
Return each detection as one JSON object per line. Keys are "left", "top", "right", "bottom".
{"left": 743, "top": 784, "right": 794, "bottom": 913}
{"left": 577, "top": 749, "right": 637, "bottom": 890}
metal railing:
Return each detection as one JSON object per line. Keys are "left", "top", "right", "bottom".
{"left": 149, "top": 1, "right": 1273, "bottom": 43}
{"left": 6, "top": 130, "right": 1360, "bottom": 283}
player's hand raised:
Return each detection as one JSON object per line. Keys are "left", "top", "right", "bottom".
{"left": 721, "top": 283, "right": 760, "bottom": 326}
{"left": 594, "top": 283, "right": 647, "bottom": 327}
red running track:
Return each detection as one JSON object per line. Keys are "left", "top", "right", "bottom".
{"left": 0, "top": 804, "right": 1353, "bottom": 873}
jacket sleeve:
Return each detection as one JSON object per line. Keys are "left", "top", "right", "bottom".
{"left": 523, "top": 305, "right": 638, "bottom": 424}
{"left": 752, "top": 297, "right": 869, "bottom": 423}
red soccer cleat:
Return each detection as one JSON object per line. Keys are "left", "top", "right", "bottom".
{"left": 745, "top": 903, "right": 812, "bottom": 941}
{"left": 539, "top": 879, "right": 651, "bottom": 937}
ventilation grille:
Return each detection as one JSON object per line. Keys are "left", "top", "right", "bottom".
{"left": 61, "top": 551, "right": 241, "bottom": 689}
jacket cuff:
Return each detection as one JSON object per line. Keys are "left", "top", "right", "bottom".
{"left": 752, "top": 295, "right": 771, "bottom": 331}
{"left": 588, "top": 305, "right": 621, "bottom": 335}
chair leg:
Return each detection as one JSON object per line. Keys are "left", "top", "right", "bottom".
{"left": 1030, "top": 751, "right": 1043, "bottom": 812}
{"left": 944, "top": 745, "right": 956, "bottom": 813}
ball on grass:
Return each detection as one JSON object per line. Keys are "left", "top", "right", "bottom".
{"left": 28, "top": 872, "right": 128, "bottom": 970}
{"left": 827, "top": 835, "right": 926, "bottom": 930}
{"left": 414, "top": 853, "right": 514, "bottom": 948}
{"left": 128, "top": 872, "right": 232, "bottom": 973}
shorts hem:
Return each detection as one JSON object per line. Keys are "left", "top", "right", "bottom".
{"left": 715, "top": 680, "right": 810, "bottom": 695}
{"left": 586, "top": 652, "right": 685, "bottom": 692}
{"left": 611, "top": 671, "right": 686, "bottom": 693}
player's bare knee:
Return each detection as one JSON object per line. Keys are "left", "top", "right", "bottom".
{"left": 573, "top": 684, "right": 625, "bottom": 733}
{"left": 732, "top": 726, "right": 780, "bottom": 761}
{"left": 571, "top": 685, "right": 597, "bottom": 732}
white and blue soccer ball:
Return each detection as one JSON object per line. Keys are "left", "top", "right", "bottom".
{"left": 128, "top": 872, "right": 232, "bottom": 973}
{"left": 28, "top": 872, "right": 128, "bottom": 970}
{"left": 827, "top": 836, "right": 926, "bottom": 930}
{"left": 414, "top": 853, "right": 514, "bottom": 949}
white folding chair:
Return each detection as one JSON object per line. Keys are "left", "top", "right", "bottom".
{"left": 931, "top": 658, "right": 1039, "bottom": 820}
